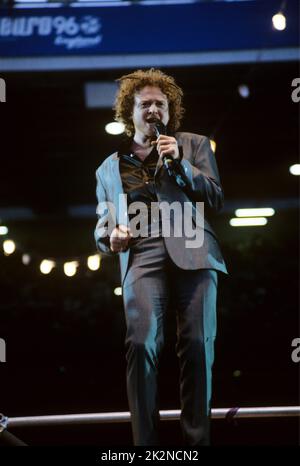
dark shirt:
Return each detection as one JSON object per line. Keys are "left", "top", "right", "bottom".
{"left": 120, "top": 148, "right": 158, "bottom": 203}
{"left": 119, "top": 142, "right": 161, "bottom": 237}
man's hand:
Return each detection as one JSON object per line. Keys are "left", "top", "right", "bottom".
{"left": 153, "top": 135, "right": 180, "bottom": 160}
{"left": 110, "top": 224, "right": 132, "bottom": 253}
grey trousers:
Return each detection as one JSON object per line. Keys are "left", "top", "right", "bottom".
{"left": 122, "top": 236, "right": 218, "bottom": 446}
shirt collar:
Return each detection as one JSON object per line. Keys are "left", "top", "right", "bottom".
{"left": 117, "top": 137, "right": 133, "bottom": 158}
{"left": 117, "top": 129, "right": 176, "bottom": 158}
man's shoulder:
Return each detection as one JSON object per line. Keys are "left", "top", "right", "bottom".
{"left": 96, "top": 151, "right": 118, "bottom": 174}
{"left": 175, "top": 131, "right": 207, "bottom": 145}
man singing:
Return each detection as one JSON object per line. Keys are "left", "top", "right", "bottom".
{"left": 94, "top": 68, "right": 227, "bottom": 446}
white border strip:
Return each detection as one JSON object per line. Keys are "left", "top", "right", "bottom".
{"left": 0, "top": 48, "right": 299, "bottom": 72}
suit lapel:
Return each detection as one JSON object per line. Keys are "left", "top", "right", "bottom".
{"left": 155, "top": 156, "right": 163, "bottom": 177}
{"left": 110, "top": 153, "right": 129, "bottom": 227}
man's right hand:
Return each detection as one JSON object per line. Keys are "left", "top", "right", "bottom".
{"left": 110, "top": 224, "right": 132, "bottom": 253}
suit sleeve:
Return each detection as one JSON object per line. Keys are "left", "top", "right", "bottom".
{"left": 94, "top": 167, "right": 117, "bottom": 256}
{"left": 179, "top": 136, "right": 224, "bottom": 212}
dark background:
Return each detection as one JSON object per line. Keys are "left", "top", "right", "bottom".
{"left": 0, "top": 60, "right": 299, "bottom": 445}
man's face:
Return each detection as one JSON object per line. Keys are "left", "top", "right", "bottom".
{"left": 132, "top": 86, "right": 169, "bottom": 138}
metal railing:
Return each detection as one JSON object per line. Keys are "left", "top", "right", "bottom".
{"left": 3, "top": 406, "right": 300, "bottom": 428}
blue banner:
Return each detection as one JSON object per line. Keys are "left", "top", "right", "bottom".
{"left": 0, "top": 1, "right": 298, "bottom": 58}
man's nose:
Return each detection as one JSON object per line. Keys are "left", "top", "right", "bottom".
{"left": 148, "top": 103, "right": 159, "bottom": 114}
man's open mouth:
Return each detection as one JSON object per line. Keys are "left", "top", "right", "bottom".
{"left": 146, "top": 117, "right": 160, "bottom": 124}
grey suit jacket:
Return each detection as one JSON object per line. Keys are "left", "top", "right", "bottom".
{"left": 94, "top": 132, "right": 228, "bottom": 284}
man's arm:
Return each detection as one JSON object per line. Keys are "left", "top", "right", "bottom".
{"left": 94, "top": 167, "right": 132, "bottom": 254}
{"left": 156, "top": 133, "right": 224, "bottom": 212}
{"left": 179, "top": 135, "right": 224, "bottom": 212}
{"left": 94, "top": 167, "right": 116, "bottom": 255}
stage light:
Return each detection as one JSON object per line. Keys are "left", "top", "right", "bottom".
{"left": 87, "top": 254, "right": 101, "bottom": 271}
{"left": 22, "top": 254, "right": 31, "bottom": 265}
{"left": 289, "top": 164, "right": 300, "bottom": 175}
{"left": 238, "top": 84, "right": 250, "bottom": 98}
{"left": 3, "top": 239, "right": 15, "bottom": 255}
{"left": 40, "top": 259, "right": 55, "bottom": 275}
{"left": 230, "top": 217, "right": 268, "bottom": 227}
{"left": 235, "top": 208, "right": 275, "bottom": 217}
{"left": 210, "top": 139, "right": 216, "bottom": 153}
{"left": 0, "top": 226, "right": 8, "bottom": 235}
{"left": 272, "top": 12, "right": 286, "bottom": 31}
{"left": 64, "top": 261, "right": 78, "bottom": 277}
{"left": 114, "top": 287, "right": 122, "bottom": 296}
{"left": 105, "top": 122, "right": 125, "bottom": 135}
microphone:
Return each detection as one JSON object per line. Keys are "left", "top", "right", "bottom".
{"left": 151, "top": 120, "right": 174, "bottom": 175}
{"left": 152, "top": 118, "right": 187, "bottom": 189}
{"left": 153, "top": 120, "right": 166, "bottom": 138}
